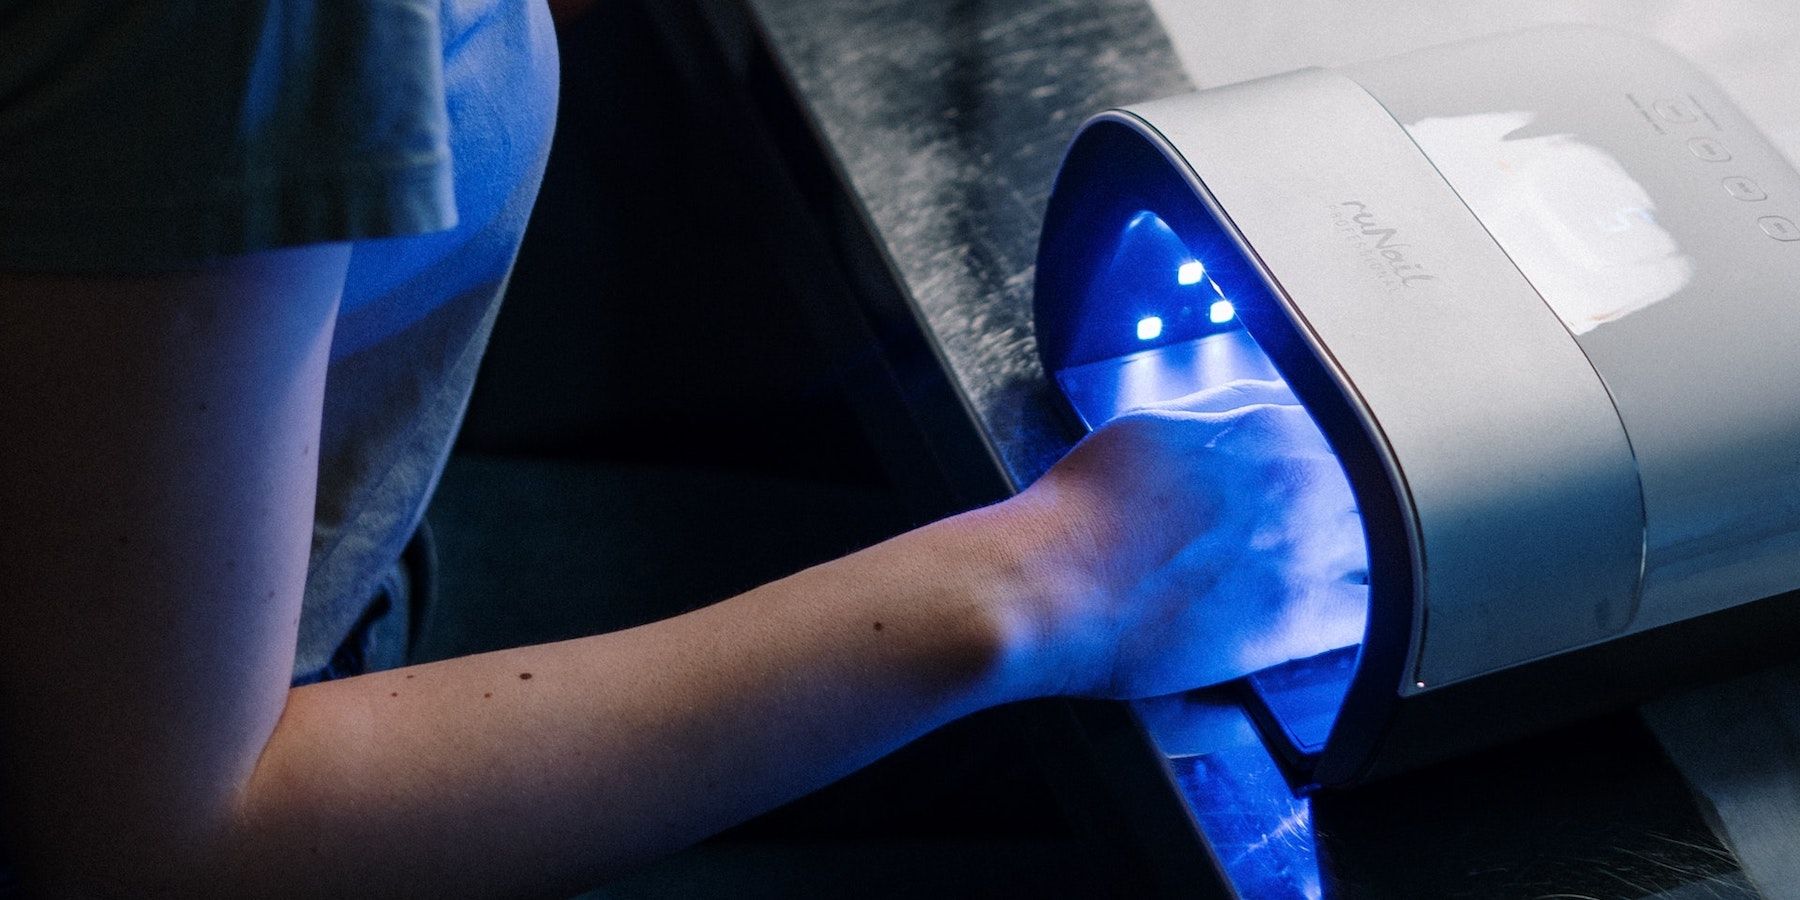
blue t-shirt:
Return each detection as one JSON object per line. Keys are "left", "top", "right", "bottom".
{"left": 0, "top": 0, "right": 556, "bottom": 887}
{"left": 0, "top": 0, "right": 559, "bottom": 683}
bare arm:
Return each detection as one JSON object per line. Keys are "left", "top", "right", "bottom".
{"left": 236, "top": 504, "right": 1050, "bottom": 897}
{"left": 0, "top": 252, "right": 1358, "bottom": 897}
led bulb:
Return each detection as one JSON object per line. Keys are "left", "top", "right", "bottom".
{"left": 1209, "top": 300, "right": 1236, "bottom": 324}
{"left": 1136, "top": 316, "right": 1164, "bottom": 341}
{"left": 1177, "top": 261, "right": 1205, "bottom": 285}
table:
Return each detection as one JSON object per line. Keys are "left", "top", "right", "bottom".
{"left": 651, "top": 1, "right": 1798, "bottom": 895}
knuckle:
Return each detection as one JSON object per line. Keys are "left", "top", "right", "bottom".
{"left": 1233, "top": 403, "right": 1285, "bottom": 429}
{"left": 1099, "top": 408, "right": 1178, "bottom": 443}
{"left": 1211, "top": 404, "right": 1290, "bottom": 448}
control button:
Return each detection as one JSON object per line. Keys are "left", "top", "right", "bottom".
{"left": 1654, "top": 98, "right": 1700, "bottom": 123}
{"left": 1723, "top": 176, "right": 1768, "bottom": 201}
{"left": 1760, "top": 216, "right": 1800, "bottom": 241}
{"left": 1688, "top": 137, "right": 1732, "bottom": 162}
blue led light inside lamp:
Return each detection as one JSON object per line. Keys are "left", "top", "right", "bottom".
{"left": 1054, "top": 202, "right": 1367, "bottom": 763}
{"left": 1040, "top": 128, "right": 1370, "bottom": 874}
{"left": 1101, "top": 211, "right": 1243, "bottom": 346}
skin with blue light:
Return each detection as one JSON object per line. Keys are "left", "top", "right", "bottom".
{"left": 0, "top": 241, "right": 1361, "bottom": 894}
{"left": 1053, "top": 207, "right": 1372, "bottom": 750}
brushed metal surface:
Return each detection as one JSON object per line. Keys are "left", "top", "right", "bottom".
{"left": 748, "top": 0, "right": 1191, "bottom": 490}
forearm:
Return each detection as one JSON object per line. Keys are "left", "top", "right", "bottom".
{"left": 7, "top": 285, "right": 1344, "bottom": 898}
{"left": 223, "top": 502, "right": 1053, "bottom": 898}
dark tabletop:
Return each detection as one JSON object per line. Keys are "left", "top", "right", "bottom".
{"left": 727, "top": 0, "right": 1769, "bottom": 896}
{"left": 744, "top": 0, "right": 1189, "bottom": 489}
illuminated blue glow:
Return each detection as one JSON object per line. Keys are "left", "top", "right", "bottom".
{"left": 1056, "top": 203, "right": 1369, "bottom": 777}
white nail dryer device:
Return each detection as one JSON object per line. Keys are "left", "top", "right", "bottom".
{"left": 1034, "top": 25, "right": 1800, "bottom": 788}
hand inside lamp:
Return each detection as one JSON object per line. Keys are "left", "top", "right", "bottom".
{"left": 1005, "top": 379, "right": 1369, "bottom": 700}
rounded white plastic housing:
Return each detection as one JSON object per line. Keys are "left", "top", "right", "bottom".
{"left": 1035, "top": 25, "right": 1800, "bottom": 785}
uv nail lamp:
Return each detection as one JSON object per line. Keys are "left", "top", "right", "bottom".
{"left": 1034, "top": 25, "right": 1800, "bottom": 788}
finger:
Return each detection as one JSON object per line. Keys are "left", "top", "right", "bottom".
{"left": 1207, "top": 403, "right": 1336, "bottom": 460}
{"left": 1288, "top": 578, "right": 1371, "bottom": 653}
{"left": 1284, "top": 460, "right": 1369, "bottom": 574}
{"left": 1147, "top": 378, "right": 1298, "bottom": 414}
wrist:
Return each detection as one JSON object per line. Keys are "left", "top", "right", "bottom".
{"left": 926, "top": 488, "right": 1111, "bottom": 704}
